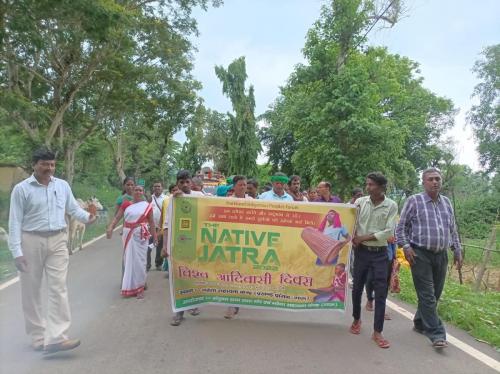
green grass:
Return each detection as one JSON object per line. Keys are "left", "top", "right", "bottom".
{"left": 72, "top": 182, "right": 121, "bottom": 210}
{"left": 0, "top": 241, "right": 16, "bottom": 282}
{"left": 395, "top": 266, "right": 500, "bottom": 350}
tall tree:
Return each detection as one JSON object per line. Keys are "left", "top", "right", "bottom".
{"left": 179, "top": 101, "right": 207, "bottom": 173}
{"left": 202, "top": 109, "right": 230, "bottom": 175}
{"left": 262, "top": 0, "right": 455, "bottom": 197}
{"left": 0, "top": 0, "right": 219, "bottom": 184}
{"left": 215, "top": 57, "right": 261, "bottom": 176}
{"left": 468, "top": 44, "right": 500, "bottom": 173}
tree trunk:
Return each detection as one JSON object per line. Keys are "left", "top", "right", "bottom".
{"left": 473, "top": 226, "right": 497, "bottom": 292}
{"left": 65, "top": 145, "right": 76, "bottom": 186}
{"left": 113, "top": 131, "right": 126, "bottom": 182}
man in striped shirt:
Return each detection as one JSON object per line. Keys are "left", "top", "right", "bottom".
{"left": 396, "top": 168, "right": 463, "bottom": 349}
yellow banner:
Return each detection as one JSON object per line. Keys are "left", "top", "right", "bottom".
{"left": 168, "top": 196, "right": 356, "bottom": 312}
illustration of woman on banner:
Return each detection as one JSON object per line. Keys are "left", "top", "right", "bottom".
{"left": 309, "top": 263, "right": 347, "bottom": 303}
{"left": 107, "top": 185, "right": 157, "bottom": 299}
{"left": 301, "top": 210, "right": 351, "bottom": 266}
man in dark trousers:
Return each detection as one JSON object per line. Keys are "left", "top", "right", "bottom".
{"left": 396, "top": 167, "right": 462, "bottom": 349}
{"left": 350, "top": 172, "right": 397, "bottom": 349}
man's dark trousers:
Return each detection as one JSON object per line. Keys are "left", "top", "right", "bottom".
{"left": 352, "top": 245, "right": 389, "bottom": 332}
{"left": 411, "top": 246, "right": 448, "bottom": 342}
{"left": 365, "top": 258, "right": 392, "bottom": 302}
{"left": 147, "top": 235, "right": 163, "bottom": 270}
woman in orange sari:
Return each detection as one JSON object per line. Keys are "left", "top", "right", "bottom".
{"left": 107, "top": 185, "right": 157, "bottom": 299}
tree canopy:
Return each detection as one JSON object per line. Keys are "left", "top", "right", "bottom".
{"left": 0, "top": 0, "right": 220, "bottom": 184}
{"left": 468, "top": 44, "right": 500, "bottom": 174}
{"left": 261, "top": 0, "right": 455, "bottom": 197}
{"left": 215, "top": 56, "right": 261, "bottom": 177}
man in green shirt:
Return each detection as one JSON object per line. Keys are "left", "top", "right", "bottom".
{"left": 349, "top": 172, "right": 397, "bottom": 349}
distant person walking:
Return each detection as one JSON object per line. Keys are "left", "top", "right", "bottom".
{"left": 147, "top": 181, "right": 165, "bottom": 271}
{"left": 8, "top": 148, "right": 96, "bottom": 354}
{"left": 288, "top": 175, "right": 308, "bottom": 201}
{"left": 396, "top": 168, "right": 462, "bottom": 349}
{"left": 246, "top": 179, "right": 259, "bottom": 199}
{"left": 115, "top": 177, "right": 135, "bottom": 216}
{"left": 223, "top": 175, "right": 253, "bottom": 320}
{"left": 349, "top": 187, "right": 363, "bottom": 204}
{"left": 314, "top": 181, "right": 342, "bottom": 203}
{"left": 259, "top": 172, "right": 293, "bottom": 201}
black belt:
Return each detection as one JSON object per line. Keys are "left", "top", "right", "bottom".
{"left": 410, "top": 243, "right": 444, "bottom": 253}
{"left": 358, "top": 244, "right": 386, "bottom": 252}
{"left": 24, "top": 229, "right": 67, "bottom": 237}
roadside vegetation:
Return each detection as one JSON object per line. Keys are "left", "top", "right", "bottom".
{"left": 395, "top": 245, "right": 500, "bottom": 350}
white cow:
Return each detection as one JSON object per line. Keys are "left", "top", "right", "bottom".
{"left": 89, "top": 197, "right": 108, "bottom": 223}
{"left": 67, "top": 197, "right": 104, "bottom": 254}
{"left": 88, "top": 196, "right": 103, "bottom": 211}
{"left": 67, "top": 199, "right": 87, "bottom": 255}
{"left": 0, "top": 227, "right": 8, "bottom": 243}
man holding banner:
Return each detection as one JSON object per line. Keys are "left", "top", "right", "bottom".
{"left": 162, "top": 170, "right": 204, "bottom": 326}
{"left": 223, "top": 175, "right": 253, "bottom": 319}
{"left": 350, "top": 172, "right": 397, "bottom": 349}
{"left": 167, "top": 172, "right": 357, "bottom": 320}
{"left": 259, "top": 172, "right": 293, "bottom": 201}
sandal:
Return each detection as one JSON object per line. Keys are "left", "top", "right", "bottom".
{"left": 32, "top": 339, "right": 45, "bottom": 351}
{"left": 349, "top": 320, "right": 362, "bottom": 335}
{"left": 170, "top": 316, "right": 183, "bottom": 326}
{"left": 413, "top": 326, "right": 424, "bottom": 334}
{"left": 136, "top": 291, "right": 144, "bottom": 299}
{"left": 224, "top": 307, "right": 238, "bottom": 319}
{"left": 189, "top": 308, "right": 200, "bottom": 316}
{"left": 372, "top": 333, "right": 390, "bottom": 349}
{"left": 384, "top": 313, "right": 391, "bottom": 320}
{"left": 365, "top": 300, "right": 374, "bottom": 311}
{"left": 432, "top": 340, "right": 448, "bottom": 349}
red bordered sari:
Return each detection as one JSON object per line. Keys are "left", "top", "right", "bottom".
{"left": 121, "top": 201, "right": 152, "bottom": 297}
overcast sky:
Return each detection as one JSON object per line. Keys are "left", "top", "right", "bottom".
{"left": 183, "top": 0, "right": 500, "bottom": 170}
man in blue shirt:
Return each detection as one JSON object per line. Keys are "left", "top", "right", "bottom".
{"left": 259, "top": 172, "right": 293, "bottom": 201}
{"left": 9, "top": 148, "right": 96, "bottom": 354}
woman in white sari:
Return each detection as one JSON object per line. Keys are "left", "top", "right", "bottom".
{"left": 107, "top": 185, "right": 157, "bottom": 299}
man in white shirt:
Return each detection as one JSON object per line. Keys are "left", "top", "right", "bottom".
{"left": 162, "top": 170, "right": 204, "bottom": 326}
{"left": 8, "top": 148, "right": 96, "bottom": 353}
{"left": 147, "top": 181, "right": 166, "bottom": 271}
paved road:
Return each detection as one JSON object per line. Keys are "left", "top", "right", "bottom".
{"left": 1, "top": 234, "right": 499, "bottom": 374}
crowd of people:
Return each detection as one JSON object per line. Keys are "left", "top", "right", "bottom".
{"left": 7, "top": 147, "right": 463, "bottom": 354}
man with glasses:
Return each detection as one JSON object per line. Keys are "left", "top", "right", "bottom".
{"left": 314, "top": 181, "right": 341, "bottom": 203}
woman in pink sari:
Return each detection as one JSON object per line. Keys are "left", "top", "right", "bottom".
{"left": 107, "top": 185, "right": 157, "bottom": 299}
